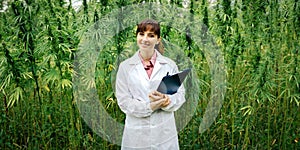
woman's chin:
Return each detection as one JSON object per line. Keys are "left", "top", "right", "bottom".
{"left": 139, "top": 47, "right": 154, "bottom": 52}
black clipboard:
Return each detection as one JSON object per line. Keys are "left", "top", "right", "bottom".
{"left": 157, "top": 68, "right": 191, "bottom": 94}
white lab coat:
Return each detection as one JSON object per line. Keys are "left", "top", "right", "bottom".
{"left": 116, "top": 50, "right": 186, "bottom": 150}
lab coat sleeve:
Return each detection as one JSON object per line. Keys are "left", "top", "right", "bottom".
{"left": 116, "top": 63, "right": 153, "bottom": 118}
{"left": 161, "top": 66, "right": 186, "bottom": 112}
{"left": 161, "top": 84, "right": 186, "bottom": 112}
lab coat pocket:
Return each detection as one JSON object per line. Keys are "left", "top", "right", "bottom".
{"left": 122, "top": 126, "right": 151, "bottom": 148}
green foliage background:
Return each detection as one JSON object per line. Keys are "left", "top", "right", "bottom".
{"left": 0, "top": 0, "right": 299, "bottom": 149}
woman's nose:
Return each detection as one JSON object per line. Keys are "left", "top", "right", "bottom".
{"left": 142, "top": 35, "right": 148, "bottom": 41}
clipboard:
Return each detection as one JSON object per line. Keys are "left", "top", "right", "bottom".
{"left": 157, "top": 68, "right": 191, "bottom": 94}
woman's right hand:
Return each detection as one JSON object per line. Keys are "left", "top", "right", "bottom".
{"left": 149, "top": 91, "right": 170, "bottom": 111}
{"left": 149, "top": 91, "right": 164, "bottom": 102}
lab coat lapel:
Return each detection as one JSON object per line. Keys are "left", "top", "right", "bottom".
{"left": 150, "top": 51, "right": 167, "bottom": 80}
{"left": 129, "top": 51, "right": 149, "bottom": 81}
{"left": 150, "top": 61, "right": 161, "bottom": 80}
{"left": 137, "top": 63, "right": 149, "bottom": 81}
{"left": 129, "top": 50, "right": 168, "bottom": 81}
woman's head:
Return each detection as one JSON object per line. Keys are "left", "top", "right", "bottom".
{"left": 136, "top": 19, "right": 160, "bottom": 38}
{"left": 136, "top": 19, "right": 164, "bottom": 54}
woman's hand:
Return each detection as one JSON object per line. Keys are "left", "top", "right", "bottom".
{"left": 149, "top": 91, "right": 170, "bottom": 111}
{"left": 161, "top": 95, "right": 170, "bottom": 107}
{"left": 149, "top": 91, "right": 164, "bottom": 102}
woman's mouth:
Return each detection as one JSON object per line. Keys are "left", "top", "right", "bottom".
{"left": 141, "top": 42, "right": 150, "bottom": 47}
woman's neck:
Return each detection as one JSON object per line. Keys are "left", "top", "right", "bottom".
{"left": 140, "top": 50, "right": 155, "bottom": 61}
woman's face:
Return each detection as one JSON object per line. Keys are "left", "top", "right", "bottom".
{"left": 137, "top": 30, "right": 160, "bottom": 53}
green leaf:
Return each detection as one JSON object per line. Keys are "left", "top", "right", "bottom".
{"left": 61, "top": 78, "right": 72, "bottom": 89}
{"left": 8, "top": 86, "right": 23, "bottom": 107}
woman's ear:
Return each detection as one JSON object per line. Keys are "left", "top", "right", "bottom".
{"left": 156, "top": 38, "right": 161, "bottom": 44}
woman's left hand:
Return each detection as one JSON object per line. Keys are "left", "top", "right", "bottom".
{"left": 161, "top": 95, "right": 170, "bottom": 107}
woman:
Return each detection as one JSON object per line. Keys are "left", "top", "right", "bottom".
{"left": 116, "top": 19, "right": 186, "bottom": 150}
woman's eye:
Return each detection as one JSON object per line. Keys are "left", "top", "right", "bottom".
{"left": 139, "top": 32, "right": 144, "bottom": 36}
